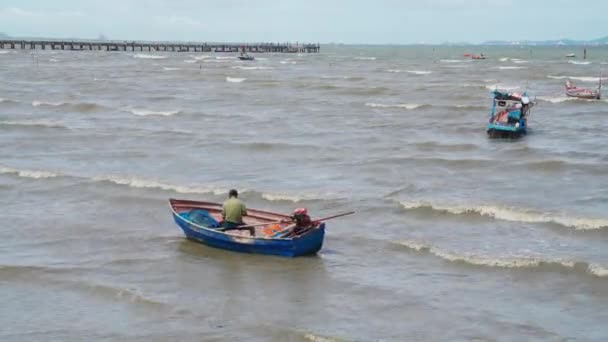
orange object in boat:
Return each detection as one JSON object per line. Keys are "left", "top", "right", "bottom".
{"left": 263, "top": 224, "right": 283, "bottom": 236}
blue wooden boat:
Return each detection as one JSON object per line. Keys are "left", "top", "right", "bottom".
{"left": 487, "top": 90, "right": 534, "bottom": 138}
{"left": 169, "top": 198, "right": 325, "bottom": 257}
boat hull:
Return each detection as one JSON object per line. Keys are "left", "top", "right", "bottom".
{"left": 487, "top": 124, "right": 526, "bottom": 139}
{"left": 169, "top": 199, "right": 324, "bottom": 257}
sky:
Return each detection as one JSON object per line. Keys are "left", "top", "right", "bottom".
{"left": 1, "top": 0, "right": 607, "bottom": 44}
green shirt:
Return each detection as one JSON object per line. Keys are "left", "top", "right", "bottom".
{"left": 222, "top": 198, "right": 247, "bottom": 224}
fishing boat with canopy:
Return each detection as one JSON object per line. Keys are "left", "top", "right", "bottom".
{"left": 565, "top": 78, "right": 602, "bottom": 100}
{"left": 487, "top": 89, "right": 534, "bottom": 138}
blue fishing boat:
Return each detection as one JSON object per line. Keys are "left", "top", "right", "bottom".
{"left": 169, "top": 199, "right": 325, "bottom": 257}
{"left": 487, "top": 90, "right": 534, "bottom": 138}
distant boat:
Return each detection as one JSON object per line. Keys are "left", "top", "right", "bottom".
{"left": 565, "top": 79, "right": 601, "bottom": 100}
{"left": 238, "top": 53, "right": 255, "bottom": 61}
{"left": 472, "top": 54, "right": 487, "bottom": 60}
{"left": 487, "top": 90, "right": 534, "bottom": 138}
{"left": 565, "top": 53, "right": 576, "bottom": 58}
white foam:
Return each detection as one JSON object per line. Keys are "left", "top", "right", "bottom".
{"left": 0, "top": 120, "right": 65, "bottom": 128}
{"left": 548, "top": 75, "right": 600, "bottom": 82}
{"left": 93, "top": 175, "right": 226, "bottom": 195}
{"left": 0, "top": 166, "right": 61, "bottom": 179}
{"left": 162, "top": 67, "right": 181, "bottom": 71}
{"left": 387, "top": 69, "right": 404, "bottom": 73}
{"left": 354, "top": 57, "right": 376, "bottom": 60}
{"left": 280, "top": 60, "right": 297, "bottom": 64}
{"left": 499, "top": 57, "right": 509, "bottom": 62}
{"left": 231, "top": 66, "right": 273, "bottom": 70}
{"left": 485, "top": 84, "right": 520, "bottom": 91}
{"left": 398, "top": 201, "right": 608, "bottom": 230}
{"left": 407, "top": 70, "right": 432, "bottom": 75}
{"left": 32, "top": 100, "right": 65, "bottom": 107}
{"left": 129, "top": 108, "right": 180, "bottom": 116}
{"left": 537, "top": 96, "right": 576, "bottom": 104}
{"left": 183, "top": 59, "right": 197, "bottom": 63}
{"left": 191, "top": 55, "right": 213, "bottom": 60}
{"left": 568, "top": 61, "right": 592, "bottom": 65}
{"left": 216, "top": 56, "right": 236, "bottom": 60}
{"left": 495, "top": 66, "right": 526, "bottom": 70}
{"left": 133, "top": 54, "right": 167, "bottom": 59}
{"left": 440, "top": 59, "right": 464, "bottom": 63}
{"left": 0, "top": 51, "right": 10, "bottom": 54}
{"left": 226, "top": 77, "right": 246, "bottom": 83}
{"left": 365, "top": 102, "right": 425, "bottom": 110}
{"left": 396, "top": 240, "right": 608, "bottom": 277}
{"left": 512, "top": 59, "right": 528, "bottom": 64}
{"left": 49, "top": 58, "right": 59, "bottom": 62}
{"left": 261, "top": 192, "right": 323, "bottom": 203}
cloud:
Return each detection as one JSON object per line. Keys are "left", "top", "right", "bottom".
{"left": 2, "top": 6, "right": 84, "bottom": 17}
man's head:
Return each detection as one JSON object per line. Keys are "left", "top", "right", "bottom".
{"left": 229, "top": 189, "right": 238, "bottom": 198}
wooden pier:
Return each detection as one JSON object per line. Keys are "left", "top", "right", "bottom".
{"left": 0, "top": 39, "right": 320, "bottom": 53}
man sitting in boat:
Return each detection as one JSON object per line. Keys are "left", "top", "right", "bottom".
{"left": 221, "top": 189, "right": 253, "bottom": 235}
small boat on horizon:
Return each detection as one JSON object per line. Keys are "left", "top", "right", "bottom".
{"left": 565, "top": 79, "right": 601, "bottom": 100}
{"left": 238, "top": 52, "right": 255, "bottom": 61}
{"left": 487, "top": 90, "right": 534, "bottom": 139}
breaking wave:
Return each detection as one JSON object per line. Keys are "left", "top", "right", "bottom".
{"left": 495, "top": 66, "right": 526, "bottom": 70}
{"left": 397, "top": 200, "right": 608, "bottom": 230}
{"left": 395, "top": 240, "right": 608, "bottom": 277}
{"left": 0, "top": 165, "right": 61, "bottom": 179}
{"left": 548, "top": 75, "right": 600, "bottom": 83}
{"left": 93, "top": 175, "right": 227, "bottom": 195}
{"left": 365, "top": 102, "right": 427, "bottom": 110}
{"left": 232, "top": 66, "right": 273, "bottom": 70}
{"left": 128, "top": 108, "right": 181, "bottom": 116}
{"left": 226, "top": 76, "right": 246, "bottom": 83}
{"left": 354, "top": 57, "right": 376, "bottom": 60}
{"left": 280, "top": 60, "right": 297, "bottom": 64}
{"left": 133, "top": 53, "right": 167, "bottom": 59}
{"left": 537, "top": 96, "right": 578, "bottom": 104}
{"left": 162, "top": 67, "right": 181, "bottom": 71}
{"left": 32, "top": 100, "right": 65, "bottom": 107}
{"left": 568, "top": 61, "right": 591, "bottom": 65}
{"left": 0, "top": 120, "right": 67, "bottom": 129}
{"left": 485, "top": 84, "right": 520, "bottom": 91}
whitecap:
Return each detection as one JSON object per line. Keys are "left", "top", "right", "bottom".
{"left": 0, "top": 120, "right": 66, "bottom": 128}
{"left": 133, "top": 54, "right": 167, "bottom": 59}
{"left": 484, "top": 84, "right": 520, "bottom": 91}
{"left": 495, "top": 66, "right": 526, "bottom": 70}
{"left": 32, "top": 100, "right": 65, "bottom": 107}
{"left": 365, "top": 102, "right": 425, "bottom": 110}
{"left": 183, "top": 59, "right": 197, "bottom": 63}
{"left": 536, "top": 96, "right": 577, "bottom": 104}
{"left": 354, "top": 57, "right": 376, "bottom": 60}
{"left": 407, "top": 70, "right": 432, "bottom": 75}
{"left": 216, "top": 56, "right": 236, "bottom": 60}
{"left": 280, "top": 60, "right": 297, "bottom": 64}
{"left": 398, "top": 200, "right": 608, "bottom": 230}
{"left": 93, "top": 175, "right": 226, "bottom": 195}
{"left": 0, "top": 165, "right": 61, "bottom": 179}
{"left": 568, "top": 61, "right": 592, "bottom": 65}
{"left": 440, "top": 59, "right": 464, "bottom": 63}
{"left": 231, "top": 66, "right": 273, "bottom": 70}
{"left": 162, "top": 67, "right": 181, "bottom": 71}
{"left": 129, "top": 108, "right": 181, "bottom": 116}
{"left": 547, "top": 75, "right": 600, "bottom": 82}
{"left": 226, "top": 76, "right": 246, "bottom": 83}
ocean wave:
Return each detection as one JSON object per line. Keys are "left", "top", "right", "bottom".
{"left": 231, "top": 66, "right": 273, "bottom": 70}
{"left": 512, "top": 59, "right": 528, "bottom": 64}
{"left": 183, "top": 59, "right": 197, "bottom": 63}
{"left": 0, "top": 97, "right": 17, "bottom": 104}
{"left": 0, "top": 165, "right": 61, "bottom": 179}
{"left": 0, "top": 51, "right": 12, "bottom": 54}
{"left": 568, "top": 61, "right": 592, "bottom": 65}
{"left": 440, "top": 59, "right": 465, "bottom": 63}
{"left": 397, "top": 200, "right": 608, "bottom": 230}
{"left": 216, "top": 56, "right": 236, "bottom": 60}
{"left": 226, "top": 76, "right": 246, "bottom": 83}
{"left": 485, "top": 84, "right": 521, "bottom": 91}
{"left": 128, "top": 108, "right": 181, "bottom": 116}
{"left": 499, "top": 57, "right": 509, "bottom": 62}
{"left": 354, "top": 57, "right": 376, "bottom": 60}
{"left": 280, "top": 60, "right": 297, "bottom": 64}
{"left": 259, "top": 192, "right": 331, "bottom": 203}
{"left": 537, "top": 96, "right": 577, "bottom": 104}
{"left": 365, "top": 102, "right": 427, "bottom": 110}
{"left": 191, "top": 55, "right": 213, "bottom": 60}
{"left": 32, "top": 100, "right": 65, "bottom": 107}
{"left": 93, "top": 175, "right": 227, "bottom": 195}
{"left": 162, "top": 67, "right": 181, "bottom": 71}
{"left": 395, "top": 240, "right": 608, "bottom": 277}
{"left": 133, "top": 53, "right": 167, "bottom": 59}
{"left": 495, "top": 66, "right": 526, "bottom": 70}
{"left": 548, "top": 75, "right": 600, "bottom": 82}
{"left": 0, "top": 120, "right": 67, "bottom": 129}
{"left": 407, "top": 70, "right": 432, "bottom": 75}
